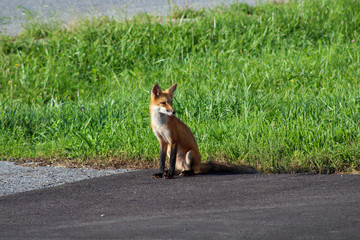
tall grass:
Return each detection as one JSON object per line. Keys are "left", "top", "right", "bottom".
{"left": 1, "top": 0, "right": 360, "bottom": 173}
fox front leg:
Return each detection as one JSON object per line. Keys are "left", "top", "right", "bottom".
{"left": 152, "top": 143, "right": 167, "bottom": 178}
{"left": 164, "top": 143, "right": 177, "bottom": 179}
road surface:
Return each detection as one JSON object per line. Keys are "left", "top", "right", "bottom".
{"left": 1, "top": 170, "right": 359, "bottom": 239}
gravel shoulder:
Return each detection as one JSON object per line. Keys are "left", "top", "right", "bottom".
{"left": 0, "top": 161, "right": 131, "bottom": 197}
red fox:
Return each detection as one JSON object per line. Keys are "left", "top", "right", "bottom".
{"left": 149, "top": 83, "right": 257, "bottom": 179}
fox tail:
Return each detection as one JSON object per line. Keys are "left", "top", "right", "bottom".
{"left": 199, "top": 161, "right": 257, "bottom": 174}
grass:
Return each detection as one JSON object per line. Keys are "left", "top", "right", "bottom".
{"left": 1, "top": 0, "right": 360, "bottom": 173}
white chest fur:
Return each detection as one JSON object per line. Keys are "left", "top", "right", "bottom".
{"left": 150, "top": 107, "right": 172, "bottom": 143}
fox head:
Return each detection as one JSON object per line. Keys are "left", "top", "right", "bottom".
{"left": 150, "top": 83, "right": 177, "bottom": 116}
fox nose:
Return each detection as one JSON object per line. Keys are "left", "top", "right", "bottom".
{"left": 168, "top": 110, "right": 176, "bottom": 115}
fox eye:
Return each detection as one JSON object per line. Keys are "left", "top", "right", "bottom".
{"left": 160, "top": 102, "right": 166, "bottom": 105}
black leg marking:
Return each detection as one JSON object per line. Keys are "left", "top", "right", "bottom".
{"left": 166, "top": 143, "right": 177, "bottom": 179}
{"left": 159, "top": 143, "right": 166, "bottom": 173}
{"left": 152, "top": 143, "right": 167, "bottom": 179}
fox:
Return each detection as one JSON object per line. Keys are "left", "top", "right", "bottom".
{"left": 149, "top": 83, "right": 257, "bottom": 179}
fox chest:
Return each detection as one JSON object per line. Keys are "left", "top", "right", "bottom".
{"left": 151, "top": 114, "right": 172, "bottom": 144}
{"left": 152, "top": 127, "right": 172, "bottom": 144}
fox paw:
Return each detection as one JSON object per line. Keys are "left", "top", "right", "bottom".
{"left": 163, "top": 174, "right": 174, "bottom": 179}
{"left": 163, "top": 171, "right": 174, "bottom": 179}
{"left": 152, "top": 172, "right": 163, "bottom": 178}
{"left": 152, "top": 170, "right": 174, "bottom": 179}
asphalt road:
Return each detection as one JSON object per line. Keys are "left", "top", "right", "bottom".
{"left": 1, "top": 170, "right": 359, "bottom": 239}
{"left": 0, "top": 0, "right": 261, "bottom": 35}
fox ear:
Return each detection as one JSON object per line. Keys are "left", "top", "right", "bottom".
{"left": 152, "top": 84, "right": 162, "bottom": 97}
{"left": 167, "top": 83, "right": 177, "bottom": 96}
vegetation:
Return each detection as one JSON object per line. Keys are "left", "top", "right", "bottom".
{"left": 1, "top": 0, "right": 360, "bottom": 173}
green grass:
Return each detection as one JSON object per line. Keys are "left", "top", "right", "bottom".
{"left": 1, "top": 0, "right": 360, "bottom": 173}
